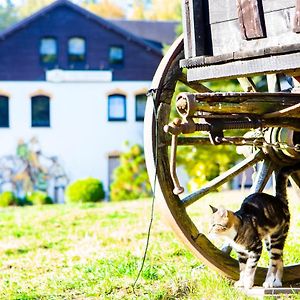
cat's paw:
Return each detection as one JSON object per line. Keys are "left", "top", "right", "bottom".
{"left": 234, "top": 280, "right": 244, "bottom": 288}
{"left": 273, "top": 279, "right": 282, "bottom": 288}
{"left": 243, "top": 279, "right": 254, "bottom": 290}
{"left": 263, "top": 279, "right": 276, "bottom": 288}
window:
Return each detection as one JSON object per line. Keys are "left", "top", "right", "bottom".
{"left": 40, "top": 37, "right": 57, "bottom": 64}
{"left": 31, "top": 96, "right": 50, "bottom": 127}
{"left": 108, "top": 94, "right": 126, "bottom": 121}
{"left": 0, "top": 96, "right": 9, "bottom": 128}
{"left": 68, "top": 37, "right": 86, "bottom": 63}
{"left": 109, "top": 46, "right": 124, "bottom": 65}
{"left": 135, "top": 94, "right": 147, "bottom": 121}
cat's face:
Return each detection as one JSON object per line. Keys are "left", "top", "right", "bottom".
{"left": 209, "top": 205, "right": 234, "bottom": 236}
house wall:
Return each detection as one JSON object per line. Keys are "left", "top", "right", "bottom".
{"left": 0, "top": 4, "right": 161, "bottom": 81}
{"left": 0, "top": 80, "right": 149, "bottom": 197}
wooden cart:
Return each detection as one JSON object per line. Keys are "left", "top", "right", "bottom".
{"left": 144, "top": 0, "right": 300, "bottom": 285}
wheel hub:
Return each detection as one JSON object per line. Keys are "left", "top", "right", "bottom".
{"left": 264, "top": 128, "right": 300, "bottom": 165}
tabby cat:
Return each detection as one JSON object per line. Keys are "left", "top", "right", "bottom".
{"left": 209, "top": 162, "right": 300, "bottom": 289}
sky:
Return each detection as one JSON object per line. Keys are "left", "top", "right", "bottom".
{"left": 0, "top": 0, "right": 150, "bottom": 7}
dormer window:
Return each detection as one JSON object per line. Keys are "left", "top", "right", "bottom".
{"left": 68, "top": 37, "right": 86, "bottom": 63}
{"left": 109, "top": 46, "right": 124, "bottom": 65}
{"left": 40, "top": 37, "right": 57, "bottom": 64}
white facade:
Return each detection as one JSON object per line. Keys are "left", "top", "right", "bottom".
{"left": 0, "top": 78, "right": 150, "bottom": 197}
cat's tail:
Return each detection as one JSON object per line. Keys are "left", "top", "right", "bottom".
{"left": 275, "top": 161, "right": 300, "bottom": 202}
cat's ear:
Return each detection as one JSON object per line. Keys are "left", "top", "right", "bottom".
{"left": 209, "top": 205, "right": 218, "bottom": 213}
{"left": 218, "top": 206, "right": 228, "bottom": 218}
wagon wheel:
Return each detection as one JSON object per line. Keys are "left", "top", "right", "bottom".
{"left": 144, "top": 35, "right": 300, "bottom": 285}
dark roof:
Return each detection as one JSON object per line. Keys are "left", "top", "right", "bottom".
{"left": 0, "top": 0, "right": 162, "bottom": 56}
{"left": 110, "top": 20, "right": 179, "bottom": 45}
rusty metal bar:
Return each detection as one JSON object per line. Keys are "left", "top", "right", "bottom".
{"left": 170, "top": 135, "right": 184, "bottom": 195}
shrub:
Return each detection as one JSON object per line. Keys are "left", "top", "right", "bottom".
{"left": 26, "top": 191, "right": 53, "bottom": 205}
{"left": 0, "top": 191, "right": 18, "bottom": 207}
{"left": 110, "top": 144, "right": 152, "bottom": 201}
{"left": 65, "top": 178, "right": 105, "bottom": 203}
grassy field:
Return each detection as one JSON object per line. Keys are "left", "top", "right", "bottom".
{"left": 0, "top": 190, "right": 299, "bottom": 299}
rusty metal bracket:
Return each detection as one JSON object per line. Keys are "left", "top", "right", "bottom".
{"left": 170, "top": 134, "right": 184, "bottom": 195}
{"left": 207, "top": 119, "right": 224, "bottom": 145}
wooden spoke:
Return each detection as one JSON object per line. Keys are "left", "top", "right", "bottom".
{"left": 177, "top": 136, "right": 214, "bottom": 146}
{"left": 267, "top": 74, "right": 281, "bottom": 92}
{"left": 250, "top": 159, "right": 275, "bottom": 193}
{"left": 238, "top": 77, "right": 257, "bottom": 92}
{"left": 182, "top": 151, "right": 265, "bottom": 208}
{"left": 263, "top": 103, "right": 300, "bottom": 119}
{"left": 178, "top": 73, "right": 211, "bottom": 93}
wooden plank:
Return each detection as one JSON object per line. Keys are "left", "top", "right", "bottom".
{"left": 178, "top": 91, "right": 300, "bottom": 116}
{"left": 236, "top": 0, "right": 266, "bottom": 39}
{"left": 294, "top": 0, "right": 300, "bottom": 32}
{"left": 180, "top": 43, "right": 300, "bottom": 68}
{"left": 186, "top": 51, "right": 300, "bottom": 81}
{"left": 210, "top": 8, "right": 298, "bottom": 56}
{"left": 182, "top": 0, "right": 211, "bottom": 58}
{"left": 245, "top": 287, "right": 300, "bottom": 297}
{"left": 209, "top": 0, "right": 295, "bottom": 24}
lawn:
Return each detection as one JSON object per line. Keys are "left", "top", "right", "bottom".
{"left": 0, "top": 190, "right": 299, "bottom": 299}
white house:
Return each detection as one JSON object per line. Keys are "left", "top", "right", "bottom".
{"left": 0, "top": 0, "right": 177, "bottom": 200}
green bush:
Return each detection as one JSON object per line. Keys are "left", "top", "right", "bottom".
{"left": 110, "top": 144, "right": 152, "bottom": 201}
{"left": 0, "top": 191, "right": 18, "bottom": 207}
{"left": 65, "top": 178, "right": 105, "bottom": 203}
{"left": 26, "top": 191, "right": 53, "bottom": 205}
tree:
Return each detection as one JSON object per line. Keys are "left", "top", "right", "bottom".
{"left": 130, "top": 0, "right": 146, "bottom": 20}
{"left": 17, "top": 0, "right": 53, "bottom": 19}
{"left": 110, "top": 143, "right": 152, "bottom": 201}
{"left": 0, "top": 3, "right": 19, "bottom": 31}
{"left": 146, "top": 0, "right": 181, "bottom": 21}
{"left": 130, "top": 0, "right": 181, "bottom": 21}
{"left": 84, "top": 0, "right": 125, "bottom": 19}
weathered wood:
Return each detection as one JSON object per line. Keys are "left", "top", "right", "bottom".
{"left": 209, "top": 0, "right": 295, "bottom": 24}
{"left": 186, "top": 51, "right": 300, "bottom": 81}
{"left": 237, "top": 77, "right": 257, "bottom": 92}
{"left": 182, "top": 151, "right": 265, "bottom": 207}
{"left": 263, "top": 103, "right": 300, "bottom": 118}
{"left": 245, "top": 287, "right": 300, "bottom": 297}
{"left": 182, "top": 0, "right": 211, "bottom": 58}
{"left": 210, "top": 7, "right": 297, "bottom": 56}
{"left": 180, "top": 43, "right": 300, "bottom": 69}
{"left": 294, "top": 0, "right": 300, "bottom": 32}
{"left": 267, "top": 74, "right": 281, "bottom": 92}
{"left": 176, "top": 91, "right": 300, "bottom": 117}
{"left": 236, "top": 0, "right": 266, "bottom": 39}
{"left": 178, "top": 73, "right": 211, "bottom": 92}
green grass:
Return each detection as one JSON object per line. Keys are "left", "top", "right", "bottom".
{"left": 0, "top": 190, "right": 299, "bottom": 299}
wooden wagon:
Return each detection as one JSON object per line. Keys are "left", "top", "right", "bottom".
{"left": 144, "top": 0, "right": 300, "bottom": 285}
